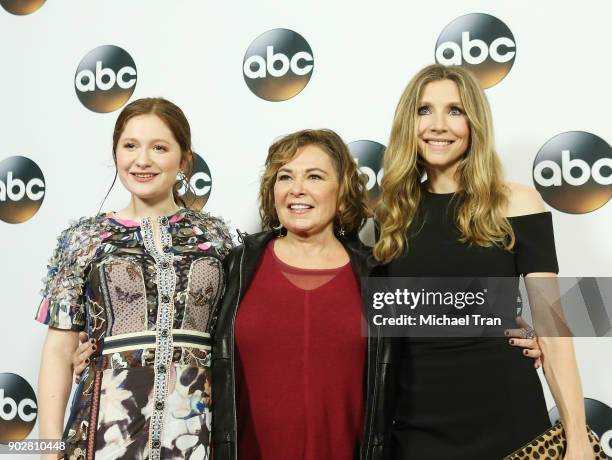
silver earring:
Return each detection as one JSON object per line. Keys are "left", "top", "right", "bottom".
{"left": 177, "top": 170, "right": 189, "bottom": 190}
{"left": 339, "top": 226, "right": 346, "bottom": 237}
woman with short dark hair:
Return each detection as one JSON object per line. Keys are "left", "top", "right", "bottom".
{"left": 212, "top": 128, "right": 393, "bottom": 460}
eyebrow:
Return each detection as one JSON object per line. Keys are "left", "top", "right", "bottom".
{"left": 119, "top": 137, "right": 172, "bottom": 144}
{"left": 419, "top": 100, "right": 464, "bottom": 107}
{"left": 278, "top": 167, "right": 329, "bottom": 174}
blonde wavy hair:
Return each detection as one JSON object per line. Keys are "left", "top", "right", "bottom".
{"left": 260, "top": 129, "right": 370, "bottom": 235}
{"left": 373, "top": 64, "right": 515, "bottom": 263}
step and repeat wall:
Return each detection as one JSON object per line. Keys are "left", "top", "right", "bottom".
{"left": 1, "top": 0, "right": 611, "bottom": 456}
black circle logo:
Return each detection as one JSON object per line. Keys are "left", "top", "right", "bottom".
{"left": 177, "top": 153, "right": 212, "bottom": 210}
{"left": 435, "top": 13, "right": 516, "bottom": 88}
{"left": 0, "top": 0, "right": 45, "bottom": 15}
{"left": 0, "top": 156, "right": 45, "bottom": 224}
{"left": 0, "top": 373, "right": 37, "bottom": 442}
{"left": 532, "top": 131, "right": 612, "bottom": 214}
{"left": 74, "top": 45, "right": 137, "bottom": 113}
{"left": 549, "top": 398, "right": 612, "bottom": 457}
{"left": 348, "top": 140, "right": 385, "bottom": 205}
{"left": 243, "top": 29, "right": 314, "bottom": 101}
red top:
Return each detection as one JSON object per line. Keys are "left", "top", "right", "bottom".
{"left": 235, "top": 241, "right": 366, "bottom": 460}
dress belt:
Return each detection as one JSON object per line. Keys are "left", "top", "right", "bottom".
{"left": 100, "top": 329, "right": 212, "bottom": 354}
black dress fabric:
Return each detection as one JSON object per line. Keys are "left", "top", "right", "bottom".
{"left": 388, "top": 189, "right": 558, "bottom": 460}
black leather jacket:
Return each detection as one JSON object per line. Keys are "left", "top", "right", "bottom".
{"left": 211, "top": 230, "right": 397, "bottom": 460}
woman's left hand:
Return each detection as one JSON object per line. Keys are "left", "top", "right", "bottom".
{"left": 505, "top": 317, "right": 543, "bottom": 369}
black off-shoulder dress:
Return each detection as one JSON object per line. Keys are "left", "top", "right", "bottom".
{"left": 388, "top": 189, "right": 558, "bottom": 460}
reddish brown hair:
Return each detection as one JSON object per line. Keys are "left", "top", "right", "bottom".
{"left": 112, "top": 97, "right": 194, "bottom": 207}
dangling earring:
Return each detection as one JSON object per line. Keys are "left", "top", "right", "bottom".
{"left": 336, "top": 215, "right": 346, "bottom": 237}
{"left": 178, "top": 170, "right": 187, "bottom": 185}
{"left": 273, "top": 223, "right": 284, "bottom": 238}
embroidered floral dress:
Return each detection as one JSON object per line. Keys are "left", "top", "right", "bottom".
{"left": 35, "top": 209, "right": 233, "bottom": 460}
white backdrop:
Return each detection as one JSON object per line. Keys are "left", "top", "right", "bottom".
{"left": 1, "top": 0, "right": 610, "bottom": 456}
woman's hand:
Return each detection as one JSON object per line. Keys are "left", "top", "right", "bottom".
{"left": 72, "top": 331, "right": 96, "bottom": 384}
{"left": 505, "top": 316, "right": 543, "bottom": 369}
{"left": 563, "top": 432, "right": 598, "bottom": 459}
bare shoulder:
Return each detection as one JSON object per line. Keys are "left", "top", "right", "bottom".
{"left": 505, "top": 182, "right": 546, "bottom": 217}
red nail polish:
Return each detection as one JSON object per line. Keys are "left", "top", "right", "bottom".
{"left": 90, "top": 338, "right": 96, "bottom": 344}
{"left": 509, "top": 339, "right": 514, "bottom": 345}
{"left": 92, "top": 345, "right": 97, "bottom": 352}
{"left": 85, "top": 359, "right": 90, "bottom": 364}
{"left": 523, "top": 349, "right": 528, "bottom": 355}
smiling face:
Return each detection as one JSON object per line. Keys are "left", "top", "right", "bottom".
{"left": 416, "top": 79, "right": 471, "bottom": 172}
{"left": 115, "top": 114, "right": 185, "bottom": 203}
{"left": 273, "top": 144, "right": 340, "bottom": 237}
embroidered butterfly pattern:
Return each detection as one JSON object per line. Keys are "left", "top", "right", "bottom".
{"left": 189, "top": 285, "right": 214, "bottom": 307}
{"left": 125, "top": 264, "right": 140, "bottom": 282}
{"left": 115, "top": 286, "right": 143, "bottom": 303}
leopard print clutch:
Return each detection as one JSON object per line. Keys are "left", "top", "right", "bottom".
{"left": 504, "top": 422, "right": 608, "bottom": 459}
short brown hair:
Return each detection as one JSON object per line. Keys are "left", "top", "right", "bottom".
{"left": 112, "top": 97, "right": 194, "bottom": 208}
{"left": 259, "top": 129, "right": 370, "bottom": 234}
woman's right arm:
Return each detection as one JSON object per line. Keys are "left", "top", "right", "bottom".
{"left": 36, "top": 218, "right": 96, "bottom": 460}
{"left": 38, "top": 327, "right": 78, "bottom": 441}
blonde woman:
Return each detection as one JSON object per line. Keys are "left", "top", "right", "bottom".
{"left": 375, "top": 65, "right": 594, "bottom": 459}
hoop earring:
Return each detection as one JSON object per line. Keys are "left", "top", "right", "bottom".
{"left": 273, "top": 223, "right": 284, "bottom": 238}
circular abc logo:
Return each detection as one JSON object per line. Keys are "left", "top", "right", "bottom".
{"left": 532, "top": 131, "right": 612, "bottom": 214}
{"left": 549, "top": 398, "right": 612, "bottom": 458}
{"left": 243, "top": 29, "right": 314, "bottom": 101}
{"left": 75, "top": 45, "right": 137, "bottom": 113}
{"left": 0, "top": 373, "right": 37, "bottom": 442}
{"left": 0, "top": 156, "right": 45, "bottom": 224}
{"left": 177, "top": 152, "right": 212, "bottom": 210}
{"left": 348, "top": 140, "right": 385, "bottom": 205}
{"left": 435, "top": 13, "right": 516, "bottom": 88}
{"left": 0, "top": 0, "right": 45, "bottom": 15}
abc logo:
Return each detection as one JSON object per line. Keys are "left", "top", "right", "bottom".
{"left": 533, "top": 131, "right": 612, "bottom": 214}
{"left": 0, "top": 0, "right": 45, "bottom": 15}
{"left": 0, "top": 156, "right": 45, "bottom": 224}
{"left": 0, "top": 373, "right": 37, "bottom": 443}
{"left": 75, "top": 45, "right": 137, "bottom": 113}
{"left": 177, "top": 152, "right": 212, "bottom": 210}
{"left": 243, "top": 28, "right": 314, "bottom": 101}
{"left": 549, "top": 398, "right": 612, "bottom": 457}
{"left": 348, "top": 140, "right": 385, "bottom": 205}
{"left": 435, "top": 13, "right": 516, "bottom": 88}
